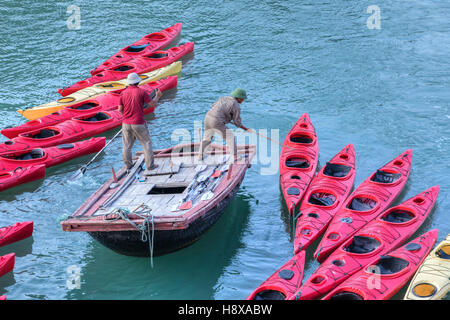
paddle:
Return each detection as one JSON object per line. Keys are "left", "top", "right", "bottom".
{"left": 247, "top": 129, "right": 293, "bottom": 150}
{"left": 69, "top": 128, "right": 123, "bottom": 181}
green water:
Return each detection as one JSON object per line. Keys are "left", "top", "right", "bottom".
{"left": 0, "top": 1, "right": 449, "bottom": 300}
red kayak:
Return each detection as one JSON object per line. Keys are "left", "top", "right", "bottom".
{"left": 0, "top": 165, "right": 45, "bottom": 192}
{"left": 0, "top": 296, "right": 5, "bottom": 300}
{"left": 290, "top": 186, "right": 439, "bottom": 300}
{"left": 0, "top": 137, "right": 105, "bottom": 171}
{"left": 0, "top": 253, "right": 14, "bottom": 278}
{"left": 294, "top": 144, "right": 356, "bottom": 254}
{"left": 322, "top": 229, "right": 438, "bottom": 300}
{"left": 0, "top": 221, "right": 33, "bottom": 247}
{"left": 0, "top": 111, "right": 122, "bottom": 155}
{"left": 2, "top": 76, "right": 177, "bottom": 139}
{"left": 59, "top": 42, "right": 193, "bottom": 96}
{"left": 279, "top": 113, "right": 319, "bottom": 214}
{"left": 246, "top": 251, "right": 306, "bottom": 300}
{"left": 314, "top": 149, "right": 412, "bottom": 262}
{"left": 91, "top": 23, "right": 182, "bottom": 75}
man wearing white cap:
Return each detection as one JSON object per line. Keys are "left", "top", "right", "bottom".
{"left": 118, "top": 72, "right": 162, "bottom": 174}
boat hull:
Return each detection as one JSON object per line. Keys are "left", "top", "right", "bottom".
{"left": 88, "top": 181, "right": 241, "bottom": 257}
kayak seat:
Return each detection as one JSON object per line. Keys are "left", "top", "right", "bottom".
{"left": 323, "top": 162, "right": 352, "bottom": 178}
{"left": 370, "top": 256, "right": 409, "bottom": 274}
{"left": 290, "top": 134, "right": 313, "bottom": 144}
{"left": 253, "top": 290, "right": 286, "bottom": 300}
{"left": 308, "top": 192, "right": 336, "bottom": 206}
{"left": 113, "top": 65, "right": 134, "bottom": 72}
{"left": 381, "top": 210, "right": 415, "bottom": 223}
{"left": 29, "top": 129, "right": 58, "bottom": 139}
{"left": 15, "top": 149, "right": 44, "bottom": 161}
{"left": 347, "top": 197, "right": 377, "bottom": 212}
{"left": 286, "top": 157, "right": 310, "bottom": 169}
{"left": 436, "top": 245, "right": 450, "bottom": 260}
{"left": 125, "top": 44, "right": 149, "bottom": 53}
{"left": 371, "top": 170, "right": 401, "bottom": 184}
{"left": 343, "top": 236, "right": 381, "bottom": 254}
{"left": 329, "top": 291, "right": 363, "bottom": 300}
{"left": 81, "top": 113, "right": 110, "bottom": 122}
{"left": 70, "top": 102, "right": 98, "bottom": 110}
{"left": 145, "top": 52, "right": 169, "bottom": 59}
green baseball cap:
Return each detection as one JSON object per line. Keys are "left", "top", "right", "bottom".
{"left": 230, "top": 88, "right": 247, "bottom": 100}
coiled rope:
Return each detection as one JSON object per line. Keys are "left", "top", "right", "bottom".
{"left": 104, "top": 205, "right": 155, "bottom": 267}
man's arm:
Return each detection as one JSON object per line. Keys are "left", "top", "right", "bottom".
{"left": 118, "top": 104, "right": 123, "bottom": 114}
{"left": 144, "top": 89, "right": 162, "bottom": 109}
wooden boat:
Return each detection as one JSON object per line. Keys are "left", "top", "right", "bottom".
{"left": 61, "top": 142, "right": 256, "bottom": 257}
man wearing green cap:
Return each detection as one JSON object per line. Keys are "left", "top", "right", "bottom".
{"left": 198, "top": 88, "right": 251, "bottom": 162}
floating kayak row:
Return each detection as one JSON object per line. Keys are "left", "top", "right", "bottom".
{"left": 58, "top": 42, "right": 193, "bottom": 96}
{"left": 3, "top": 76, "right": 177, "bottom": 139}
{"left": 17, "top": 61, "right": 181, "bottom": 121}
{"left": 322, "top": 229, "right": 438, "bottom": 300}
{"left": 90, "top": 23, "right": 182, "bottom": 76}
{"left": 315, "top": 149, "right": 412, "bottom": 262}
{"left": 292, "top": 186, "right": 439, "bottom": 300}
{"left": 1, "top": 23, "right": 185, "bottom": 194}
{"left": 246, "top": 113, "right": 445, "bottom": 301}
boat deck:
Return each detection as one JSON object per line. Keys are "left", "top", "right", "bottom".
{"left": 62, "top": 143, "right": 256, "bottom": 231}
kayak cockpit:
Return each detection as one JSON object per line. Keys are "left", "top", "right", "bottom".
{"left": 343, "top": 236, "right": 381, "bottom": 254}
{"left": 367, "top": 256, "right": 410, "bottom": 275}
{"left": 323, "top": 162, "right": 352, "bottom": 178}
{"left": 370, "top": 170, "right": 401, "bottom": 184}
{"left": 346, "top": 196, "right": 378, "bottom": 212}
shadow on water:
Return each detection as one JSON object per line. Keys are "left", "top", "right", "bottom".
{"left": 0, "top": 237, "right": 33, "bottom": 258}
{"left": 65, "top": 190, "right": 252, "bottom": 300}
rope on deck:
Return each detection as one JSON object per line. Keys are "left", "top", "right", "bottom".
{"left": 105, "top": 205, "right": 155, "bottom": 268}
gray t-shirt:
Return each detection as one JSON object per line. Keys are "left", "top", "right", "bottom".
{"left": 205, "top": 96, "right": 242, "bottom": 128}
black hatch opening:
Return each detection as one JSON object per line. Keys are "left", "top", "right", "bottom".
{"left": 79, "top": 112, "right": 111, "bottom": 122}
{"left": 381, "top": 210, "right": 415, "bottom": 223}
{"left": 368, "top": 256, "right": 409, "bottom": 275}
{"left": 148, "top": 185, "right": 187, "bottom": 195}
{"left": 113, "top": 65, "right": 134, "bottom": 72}
{"left": 329, "top": 291, "right": 363, "bottom": 300}
{"left": 10, "top": 149, "right": 44, "bottom": 161}
{"left": 347, "top": 196, "right": 377, "bottom": 212}
{"left": 289, "top": 134, "right": 313, "bottom": 144}
{"left": 125, "top": 44, "right": 149, "bottom": 53}
{"left": 343, "top": 236, "right": 381, "bottom": 254}
{"left": 308, "top": 192, "right": 336, "bottom": 207}
{"left": 24, "top": 128, "right": 59, "bottom": 139}
{"left": 144, "top": 52, "right": 169, "bottom": 59}
{"left": 323, "top": 162, "right": 352, "bottom": 178}
{"left": 253, "top": 290, "right": 286, "bottom": 301}
{"left": 69, "top": 102, "right": 98, "bottom": 111}
{"left": 371, "top": 170, "right": 401, "bottom": 184}
{"left": 286, "top": 157, "right": 310, "bottom": 169}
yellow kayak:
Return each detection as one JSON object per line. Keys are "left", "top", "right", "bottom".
{"left": 17, "top": 61, "right": 182, "bottom": 120}
{"left": 404, "top": 233, "right": 450, "bottom": 300}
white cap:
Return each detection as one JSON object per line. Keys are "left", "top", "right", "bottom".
{"left": 126, "top": 72, "right": 141, "bottom": 85}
